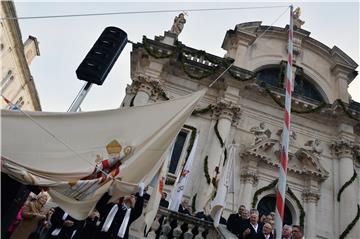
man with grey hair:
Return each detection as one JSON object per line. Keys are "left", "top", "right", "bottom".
{"left": 260, "top": 222, "right": 273, "bottom": 239}
{"left": 242, "top": 209, "right": 263, "bottom": 239}
{"left": 282, "top": 224, "right": 292, "bottom": 239}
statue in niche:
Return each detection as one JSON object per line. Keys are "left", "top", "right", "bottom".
{"left": 293, "top": 7, "right": 305, "bottom": 28}
{"left": 170, "top": 13, "right": 186, "bottom": 36}
{"left": 304, "top": 139, "right": 323, "bottom": 156}
{"left": 250, "top": 122, "right": 271, "bottom": 145}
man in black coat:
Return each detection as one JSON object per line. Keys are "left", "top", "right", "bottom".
{"left": 47, "top": 207, "right": 82, "bottom": 239}
{"left": 226, "top": 205, "right": 247, "bottom": 238}
{"left": 258, "top": 223, "right": 273, "bottom": 239}
{"left": 242, "top": 209, "right": 263, "bottom": 239}
{"left": 159, "top": 192, "right": 169, "bottom": 208}
{"left": 97, "top": 183, "right": 145, "bottom": 239}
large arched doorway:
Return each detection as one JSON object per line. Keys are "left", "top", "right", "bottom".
{"left": 257, "top": 195, "right": 293, "bottom": 225}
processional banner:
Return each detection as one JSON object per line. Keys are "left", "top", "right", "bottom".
{"left": 1, "top": 89, "right": 205, "bottom": 219}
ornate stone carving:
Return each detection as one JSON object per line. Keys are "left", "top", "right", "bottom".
{"left": 240, "top": 171, "right": 258, "bottom": 184}
{"left": 250, "top": 122, "right": 271, "bottom": 145}
{"left": 212, "top": 100, "right": 241, "bottom": 125}
{"left": 303, "top": 139, "right": 323, "bottom": 156}
{"left": 170, "top": 13, "right": 186, "bottom": 36}
{"left": 132, "top": 74, "right": 167, "bottom": 101}
{"left": 302, "top": 189, "right": 320, "bottom": 203}
{"left": 241, "top": 139, "right": 329, "bottom": 181}
{"left": 331, "top": 138, "right": 355, "bottom": 158}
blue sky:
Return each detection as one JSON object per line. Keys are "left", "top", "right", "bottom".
{"left": 13, "top": 1, "right": 359, "bottom": 111}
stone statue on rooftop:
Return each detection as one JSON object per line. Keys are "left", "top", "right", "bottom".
{"left": 170, "top": 13, "right": 186, "bottom": 36}
{"left": 293, "top": 7, "right": 305, "bottom": 28}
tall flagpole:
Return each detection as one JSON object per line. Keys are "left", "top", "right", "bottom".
{"left": 275, "top": 5, "right": 293, "bottom": 239}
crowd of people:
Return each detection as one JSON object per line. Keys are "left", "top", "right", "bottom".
{"left": 226, "top": 205, "right": 304, "bottom": 239}
{"left": 7, "top": 184, "right": 146, "bottom": 239}
{"left": 6, "top": 187, "right": 304, "bottom": 239}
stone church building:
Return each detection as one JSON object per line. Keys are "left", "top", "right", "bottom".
{"left": 124, "top": 18, "right": 360, "bottom": 239}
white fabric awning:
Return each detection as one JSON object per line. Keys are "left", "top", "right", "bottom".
{"left": 1, "top": 89, "right": 205, "bottom": 219}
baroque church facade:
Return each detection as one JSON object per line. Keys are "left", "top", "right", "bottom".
{"left": 123, "top": 19, "right": 360, "bottom": 239}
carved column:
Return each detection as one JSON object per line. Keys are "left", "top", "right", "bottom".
{"left": 132, "top": 74, "right": 163, "bottom": 106}
{"left": 197, "top": 101, "right": 240, "bottom": 210}
{"left": 240, "top": 171, "right": 258, "bottom": 209}
{"left": 302, "top": 190, "right": 320, "bottom": 239}
{"left": 331, "top": 138, "right": 357, "bottom": 237}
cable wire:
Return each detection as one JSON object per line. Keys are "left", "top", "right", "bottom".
{"left": 2, "top": 5, "right": 290, "bottom": 20}
{"left": 250, "top": 6, "right": 290, "bottom": 46}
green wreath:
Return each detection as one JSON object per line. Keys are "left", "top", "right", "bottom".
{"left": 251, "top": 179, "right": 305, "bottom": 229}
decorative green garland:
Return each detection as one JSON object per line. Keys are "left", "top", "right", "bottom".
{"left": 340, "top": 204, "right": 360, "bottom": 239}
{"left": 337, "top": 169, "right": 357, "bottom": 202}
{"left": 191, "top": 193, "right": 197, "bottom": 212}
{"left": 143, "top": 37, "right": 175, "bottom": 59}
{"left": 264, "top": 88, "right": 328, "bottom": 114}
{"left": 214, "top": 120, "right": 228, "bottom": 165}
{"left": 192, "top": 105, "right": 213, "bottom": 115}
{"left": 287, "top": 187, "right": 305, "bottom": 229}
{"left": 251, "top": 179, "right": 278, "bottom": 208}
{"left": 228, "top": 68, "right": 256, "bottom": 81}
{"left": 129, "top": 95, "right": 135, "bottom": 107}
{"left": 181, "top": 53, "right": 217, "bottom": 80}
{"left": 214, "top": 120, "right": 224, "bottom": 147}
{"left": 183, "top": 125, "right": 197, "bottom": 163}
{"left": 251, "top": 179, "right": 305, "bottom": 229}
{"left": 336, "top": 100, "right": 360, "bottom": 122}
{"left": 204, "top": 156, "right": 210, "bottom": 185}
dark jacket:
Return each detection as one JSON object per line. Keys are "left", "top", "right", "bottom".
{"left": 242, "top": 222, "right": 264, "bottom": 239}
{"left": 226, "top": 213, "right": 248, "bottom": 238}
{"left": 96, "top": 193, "right": 144, "bottom": 239}
{"left": 48, "top": 207, "right": 82, "bottom": 239}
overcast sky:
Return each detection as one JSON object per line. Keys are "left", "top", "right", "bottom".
{"left": 14, "top": 1, "right": 359, "bottom": 112}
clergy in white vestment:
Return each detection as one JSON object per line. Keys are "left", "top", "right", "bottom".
{"left": 96, "top": 183, "right": 145, "bottom": 239}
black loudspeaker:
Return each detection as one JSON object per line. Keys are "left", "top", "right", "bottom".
{"left": 76, "top": 26, "right": 128, "bottom": 85}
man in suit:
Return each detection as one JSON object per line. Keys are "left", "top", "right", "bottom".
{"left": 259, "top": 222, "right": 273, "bottom": 239}
{"left": 242, "top": 209, "right": 263, "bottom": 239}
{"left": 226, "top": 205, "right": 248, "bottom": 238}
{"left": 47, "top": 207, "right": 82, "bottom": 239}
{"left": 97, "top": 183, "right": 145, "bottom": 239}
{"left": 281, "top": 224, "right": 292, "bottom": 239}
{"left": 159, "top": 192, "right": 169, "bottom": 208}
{"left": 291, "top": 225, "right": 303, "bottom": 239}
{"left": 178, "top": 199, "right": 191, "bottom": 215}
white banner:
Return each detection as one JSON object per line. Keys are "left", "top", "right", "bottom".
{"left": 169, "top": 134, "right": 199, "bottom": 212}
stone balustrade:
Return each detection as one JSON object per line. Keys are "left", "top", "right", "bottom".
{"left": 145, "top": 207, "right": 218, "bottom": 239}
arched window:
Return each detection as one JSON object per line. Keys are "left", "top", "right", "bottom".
{"left": 257, "top": 66, "right": 324, "bottom": 102}
{"left": 257, "top": 195, "right": 293, "bottom": 225}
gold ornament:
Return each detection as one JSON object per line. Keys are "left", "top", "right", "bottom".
{"left": 106, "top": 140, "right": 122, "bottom": 154}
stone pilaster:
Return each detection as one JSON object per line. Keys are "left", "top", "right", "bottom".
{"left": 132, "top": 74, "right": 164, "bottom": 106}
{"left": 240, "top": 171, "right": 258, "bottom": 209}
{"left": 331, "top": 138, "right": 357, "bottom": 237}
{"left": 197, "top": 100, "right": 241, "bottom": 211}
{"left": 302, "top": 190, "right": 320, "bottom": 239}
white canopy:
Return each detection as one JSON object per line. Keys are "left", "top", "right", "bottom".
{"left": 1, "top": 89, "right": 205, "bottom": 219}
